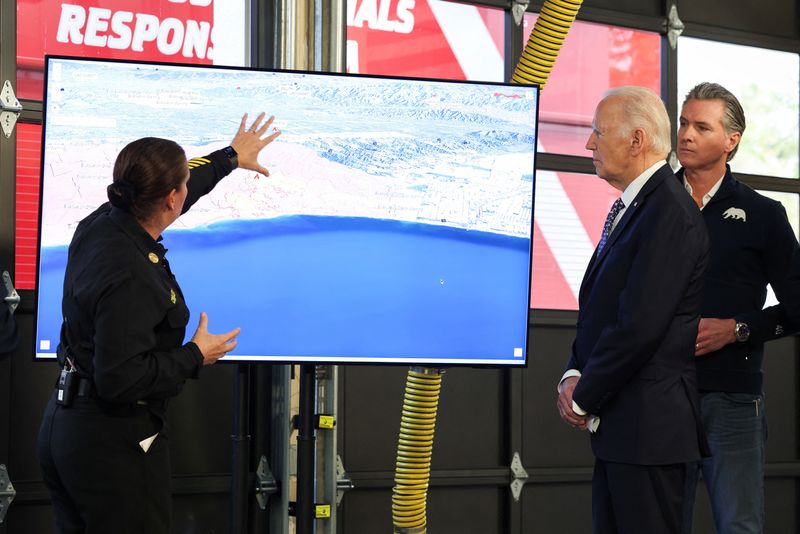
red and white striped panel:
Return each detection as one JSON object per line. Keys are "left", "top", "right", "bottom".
{"left": 347, "top": 1, "right": 622, "bottom": 310}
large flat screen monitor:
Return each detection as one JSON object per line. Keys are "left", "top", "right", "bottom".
{"left": 36, "top": 56, "right": 539, "bottom": 366}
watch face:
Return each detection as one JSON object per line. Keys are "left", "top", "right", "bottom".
{"left": 736, "top": 322, "right": 750, "bottom": 342}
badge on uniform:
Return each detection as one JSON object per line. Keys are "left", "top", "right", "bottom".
{"left": 170, "top": 289, "right": 176, "bottom": 304}
{"left": 148, "top": 252, "right": 159, "bottom": 264}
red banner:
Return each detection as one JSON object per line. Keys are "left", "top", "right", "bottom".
{"left": 346, "top": 0, "right": 504, "bottom": 80}
{"left": 17, "top": 0, "right": 215, "bottom": 71}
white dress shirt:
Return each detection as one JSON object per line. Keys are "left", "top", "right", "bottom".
{"left": 683, "top": 173, "right": 725, "bottom": 210}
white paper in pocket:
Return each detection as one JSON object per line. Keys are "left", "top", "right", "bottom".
{"left": 139, "top": 433, "right": 159, "bottom": 453}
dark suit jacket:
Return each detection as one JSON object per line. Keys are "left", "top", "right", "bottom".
{"left": 566, "top": 163, "right": 709, "bottom": 465}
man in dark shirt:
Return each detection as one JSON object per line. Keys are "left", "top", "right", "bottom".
{"left": 677, "top": 82, "right": 800, "bottom": 534}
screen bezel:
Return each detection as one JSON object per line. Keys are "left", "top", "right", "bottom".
{"left": 35, "top": 54, "right": 539, "bottom": 367}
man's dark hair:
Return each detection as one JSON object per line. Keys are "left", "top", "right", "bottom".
{"left": 684, "top": 82, "right": 746, "bottom": 162}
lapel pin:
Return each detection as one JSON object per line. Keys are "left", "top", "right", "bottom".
{"left": 148, "top": 252, "right": 159, "bottom": 264}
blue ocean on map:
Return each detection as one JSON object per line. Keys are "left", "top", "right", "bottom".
{"left": 37, "top": 215, "right": 530, "bottom": 362}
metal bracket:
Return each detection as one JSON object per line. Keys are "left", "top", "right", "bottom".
{"left": 254, "top": 455, "right": 279, "bottom": 510}
{"left": 511, "top": 0, "right": 530, "bottom": 27}
{"left": 0, "top": 81, "right": 21, "bottom": 112}
{"left": 0, "top": 112, "right": 18, "bottom": 139}
{"left": 2, "top": 272, "right": 19, "bottom": 315}
{"left": 509, "top": 451, "right": 529, "bottom": 502}
{"left": 335, "top": 455, "right": 353, "bottom": 506}
{"left": 0, "top": 465, "right": 16, "bottom": 524}
{"left": 665, "top": 4, "right": 684, "bottom": 50}
{"left": 0, "top": 81, "right": 22, "bottom": 139}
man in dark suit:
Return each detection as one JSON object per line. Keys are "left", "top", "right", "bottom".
{"left": 556, "top": 86, "right": 710, "bottom": 534}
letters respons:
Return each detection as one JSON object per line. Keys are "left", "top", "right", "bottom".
{"left": 56, "top": 4, "right": 214, "bottom": 60}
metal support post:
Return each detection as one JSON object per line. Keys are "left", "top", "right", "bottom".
{"left": 296, "top": 364, "right": 317, "bottom": 534}
{"left": 230, "top": 364, "right": 251, "bottom": 534}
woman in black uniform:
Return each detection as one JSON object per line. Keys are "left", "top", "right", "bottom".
{"left": 37, "top": 113, "right": 280, "bottom": 534}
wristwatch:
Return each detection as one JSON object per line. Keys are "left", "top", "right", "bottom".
{"left": 222, "top": 145, "right": 238, "bottom": 169}
{"left": 734, "top": 322, "right": 750, "bottom": 342}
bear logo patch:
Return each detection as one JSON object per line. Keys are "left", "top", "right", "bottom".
{"left": 723, "top": 207, "right": 746, "bottom": 222}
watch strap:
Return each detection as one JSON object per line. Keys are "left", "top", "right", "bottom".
{"left": 222, "top": 145, "right": 238, "bottom": 168}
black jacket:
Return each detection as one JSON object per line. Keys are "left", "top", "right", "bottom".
{"left": 677, "top": 165, "right": 800, "bottom": 394}
{"left": 57, "top": 149, "right": 235, "bottom": 406}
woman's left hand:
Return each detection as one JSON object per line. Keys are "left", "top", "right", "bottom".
{"left": 190, "top": 312, "right": 241, "bottom": 365}
{"left": 230, "top": 112, "right": 282, "bottom": 176}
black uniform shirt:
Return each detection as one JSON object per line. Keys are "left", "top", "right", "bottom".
{"left": 58, "top": 149, "right": 235, "bottom": 404}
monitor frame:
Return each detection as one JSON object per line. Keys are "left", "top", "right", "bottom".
{"left": 35, "top": 54, "right": 539, "bottom": 367}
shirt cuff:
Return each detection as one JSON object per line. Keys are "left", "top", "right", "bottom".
{"left": 572, "top": 400, "right": 588, "bottom": 416}
{"left": 557, "top": 369, "right": 582, "bottom": 393}
{"left": 587, "top": 415, "right": 600, "bottom": 433}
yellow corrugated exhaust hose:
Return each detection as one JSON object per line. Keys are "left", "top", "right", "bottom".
{"left": 391, "top": 3, "right": 583, "bottom": 532}
{"left": 511, "top": 0, "right": 584, "bottom": 90}
{"left": 391, "top": 367, "right": 443, "bottom": 534}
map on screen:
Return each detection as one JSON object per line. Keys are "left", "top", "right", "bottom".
{"left": 36, "top": 56, "right": 538, "bottom": 365}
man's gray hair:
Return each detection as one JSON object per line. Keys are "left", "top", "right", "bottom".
{"left": 683, "top": 82, "right": 746, "bottom": 161}
{"left": 602, "top": 86, "right": 671, "bottom": 157}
